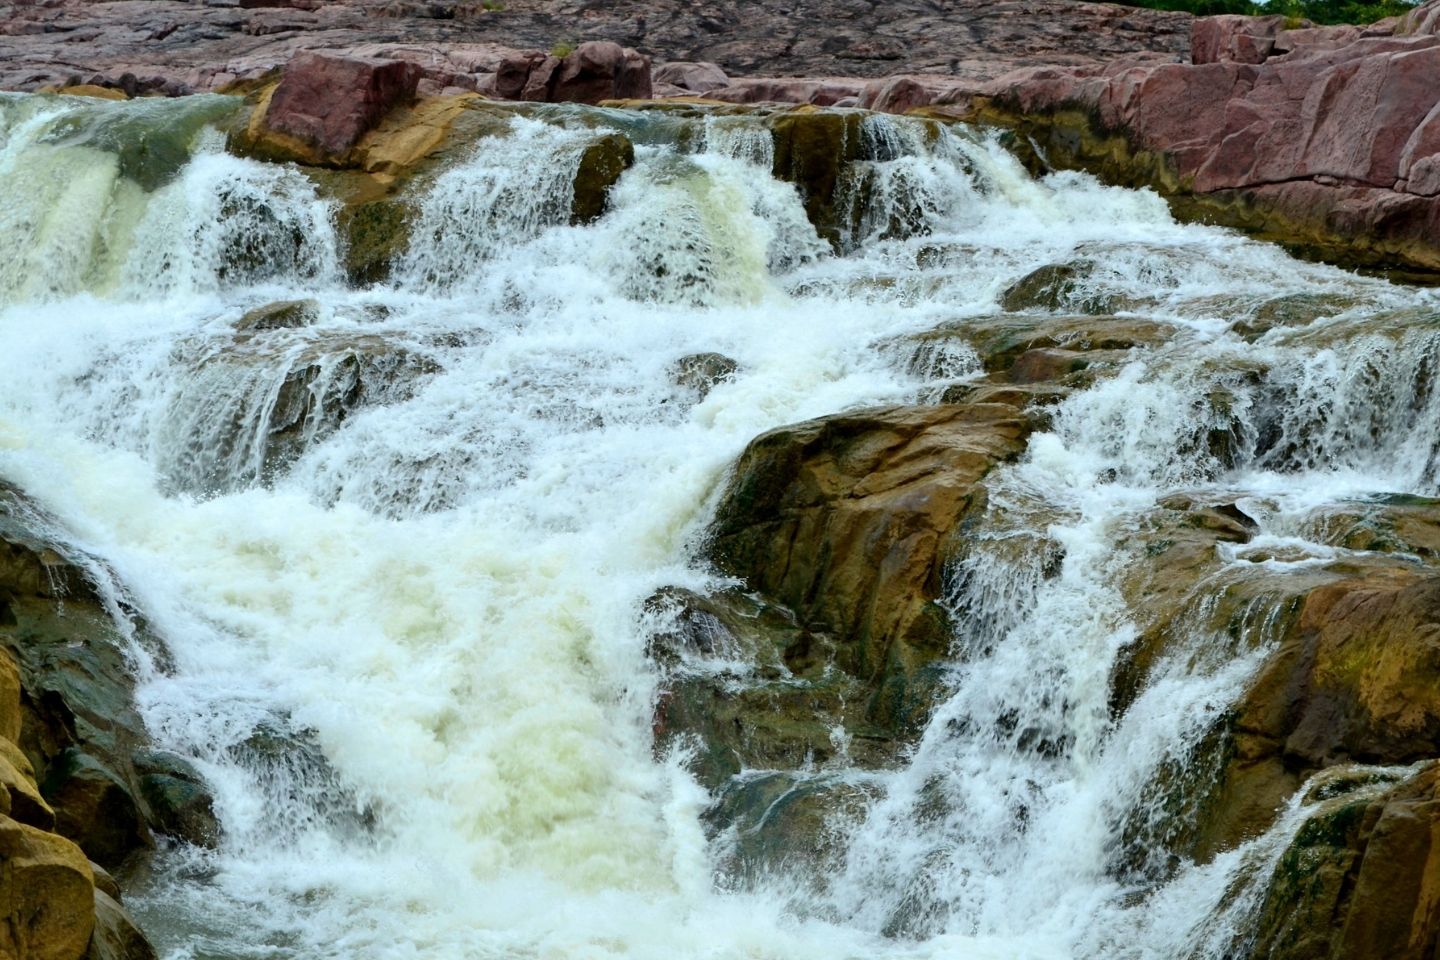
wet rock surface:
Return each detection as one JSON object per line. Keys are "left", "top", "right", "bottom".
{"left": 1250, "top": 762, "right": 1440, "bottom": 960}
{"left": 652, "top": 401, "right": 1030, "bottom": 871}
{"left": 0, "top": 489, "right": 160, "bottom": 960}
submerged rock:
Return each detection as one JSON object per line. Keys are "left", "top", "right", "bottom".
{"left": 999, "top": 261, "right": 1119, "bottom": 315}
{"left": 706, "top": 771, "right": 878, "bottom": 884}
{"left": 669, "top": 353, "right": 739, "bottom": 400}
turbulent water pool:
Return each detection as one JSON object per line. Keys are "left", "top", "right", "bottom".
{"left": 2, "top": 90, "right": 1437, "bottom": 960}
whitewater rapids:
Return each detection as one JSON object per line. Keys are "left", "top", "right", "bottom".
{"left": 1, "top": 91, "right": 1436, "bottom": 960}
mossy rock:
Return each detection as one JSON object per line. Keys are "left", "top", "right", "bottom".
{"left": 336, "top": 198, "right": 412, "bottom": 286}
{"left": 1, "top": 485, "right": 218, "bottom": 870}
{"left": 571, "top": 132, "right": 635, "bottom": 224}
{"left": 768, "top": 108, "right": 866, "bottom": 249}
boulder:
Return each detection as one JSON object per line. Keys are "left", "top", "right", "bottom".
{"left": 494, "top": 52, "right": 546, "bottom": 100}
{"left": 767, "top": 108, "right": 867, "bottom": 247}
{"left": 86, "top": 890, "right": 155, "bottom": 960}
{"left": 0, "top": 815, "right": 95, "bottom": 960}
{"left": 135, "top": 752, "right": 220, "bottom": 849}
{"left": 571, "top": 133, "right": 635, "bottom": 224}
{"left": 504, "top": 42, "right": 652, "bottom": 105}
{"left": 256, "top": 53, "right": 421, "bottom": 161}
{"left": 0, "top": 738, "right": 55, "bottom": 831}
{"left": 709, "top": 402, "right": 1030, "bottom": 716}
{"left": 652, "top": 61, "right": 729, "bottom": 94}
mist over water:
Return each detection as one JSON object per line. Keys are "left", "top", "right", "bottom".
{"left": 2, "top": 92, "right": 1437, "bottom": 960}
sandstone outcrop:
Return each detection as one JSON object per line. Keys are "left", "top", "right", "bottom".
{"left": 1250, "top": 762, "right": 1440, "bottom": 960}
{"left": 652, "top": 400, "right": 1030, "bottom": 876}
{"left": 0, "top": 493, "right": 159, "bottom": 959}
{"left": 708, "top": 403, "right": 1030, "bottom": 706}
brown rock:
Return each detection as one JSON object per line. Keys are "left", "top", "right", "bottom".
{"left": 259, "top": 52, "right": 421, "bottom": 160}
{"left": 0, "top": 650, "right": 21, "bottom": 744}
{"left": 0, "top": 814, "right": 95, "bottom": 960}
{"left": 86, "top": 890, "right": 155, "bottom": 960}
{"left": 709, "top": 403, "right": 1030, "bottom": 694}
{"left": 1251, "top": 762, "right": 1440, "bottom": 960}
{"left": 0, "top": 739, "right": 54, "bottom": 831}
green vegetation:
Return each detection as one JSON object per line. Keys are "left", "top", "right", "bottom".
{"left": 481, "top": 1, "right": 504, "bottom": 10}
{"left": 1094, "top": 0, "right": 1417, "bottom": 24}
{"left": 550, "top": 40, "right": 576, "bottom": 58}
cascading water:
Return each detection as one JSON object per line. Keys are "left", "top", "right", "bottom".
{"left": 2, "top": 90, "right": 1438, "bottom": 960}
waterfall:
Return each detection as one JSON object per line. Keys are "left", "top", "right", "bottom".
{"left": 1, "top": 91, "right": 1436, "bottom": 960}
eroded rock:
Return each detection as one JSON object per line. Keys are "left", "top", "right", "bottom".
{"left": 0, "top": 815, "right": 95, "bottom": 960}
{"left": 1251, "top": 762, "right": 1440, "bottom": 960}
{"left": 709, "top": 402, "right": 1031, "bottom": 727}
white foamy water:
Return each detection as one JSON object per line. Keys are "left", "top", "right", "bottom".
{"left": 2, "top": 92, "right": 1438, "bottom": 960}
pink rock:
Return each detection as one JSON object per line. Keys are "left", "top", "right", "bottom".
{"left": 263, "top": 53, "right": 419, "bottom": 156}
{"left": 1300, "top": 45, "right": 1440, "bottom": 186}
{"left": 495, "top": 51, "right": 544, "bottom": 100}
{"left": 549, "top": 41, "right": 651, "bottom": 104}
{"left": 1400, "top": 0, "right": 1440, "bottom": 36}
{"left": 652, "top": 61, "right": 729, "bottom": 94}
{"left": 520, "top": 55, "right": 560, "bottom": 102}
{"left": 1399, "top": 95, "right": 1440, "bottom": 179}
{"left": 706, "top": 78, "right": 865, "bottom": 106}
{"left": 1406, "top": 156, "right": 1440, "bottom": 195}
{"left": 1191, "top": 15, "right": 1288, "bottom": 65}
{"left": 860, "top": 75, "right": 972, "bottom": 113}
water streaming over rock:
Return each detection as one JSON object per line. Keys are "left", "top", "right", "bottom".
{"left": 2, "top": 91, "right": 1438, "bottom": 960}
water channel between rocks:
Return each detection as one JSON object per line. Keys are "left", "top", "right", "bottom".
{"left": 2, "top": 91, "right": 1438, "bottom": 960}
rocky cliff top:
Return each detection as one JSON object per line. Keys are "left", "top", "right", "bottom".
{"left": 0, "top": 0, "right": 1192, "bottom": 94}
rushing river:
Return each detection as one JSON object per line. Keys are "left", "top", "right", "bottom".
{"left": 0, "top": 91, "right": 1436, "bottom": 960}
